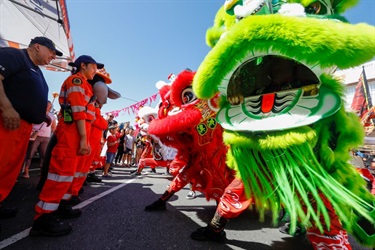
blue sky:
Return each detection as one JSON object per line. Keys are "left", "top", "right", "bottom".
{"left": 43, "top": 0, "right": 375, "bottom": 124}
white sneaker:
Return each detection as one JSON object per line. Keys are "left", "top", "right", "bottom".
{"left": 186, "top": 191, "right": 196, "bottom": 200}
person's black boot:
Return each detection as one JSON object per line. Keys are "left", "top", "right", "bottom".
{"left": 65, "top": 196, "right": 81, "bottom": 206}
{"left": 29, "top": 213, "right": 72, "bottom": 237}
{"left": 86, "top": 173, "right": 102, "bottom": 183}
{"left": 191, "top": 211, "right": 228, "bottom": 242}
{"left": 144, "top": 199, "right": 166, "bottom": 211}
{"left": 144, "top": 190, "right": 175, "bottom": 211}
{"left": 190, "top": 225, "right": 226, "bottom": 242}
{"left": 54, "top": 201, "right": 82, "bottom": 219}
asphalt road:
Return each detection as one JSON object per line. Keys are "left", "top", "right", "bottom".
{"left": 0, "top": 161, "right": 372, "bottom": 250}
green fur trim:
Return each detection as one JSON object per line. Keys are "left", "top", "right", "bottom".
{"left": 223, "top": 126, "right": 317, "bottom": 150}
{"left": 320, "top": 74, "right": 345, "bottom": 100}
{"left": 206, "top": 6, "right": 236, "bottom": 48}
{"left": 193, "top": 15, "right": 375, "bottom": 100}
{"left": 225, "top": 128, "right": 375, "bottom": 246}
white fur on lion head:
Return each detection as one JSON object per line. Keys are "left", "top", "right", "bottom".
{"left": 155, "top": 80, "right": 170, "bottom": 90}
{"left": 277, "top": 3, "right": 306, "bottom": 17}
{"left": 138, "top": 106, "right": 158, "bottom": 124}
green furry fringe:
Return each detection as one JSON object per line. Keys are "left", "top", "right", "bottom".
{"left": 224, "top": 126, "right": 375, "bottom": 246}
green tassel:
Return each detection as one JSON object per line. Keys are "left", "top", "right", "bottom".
{"left": 227, "top": 135, "right": 374, "bottom": 237}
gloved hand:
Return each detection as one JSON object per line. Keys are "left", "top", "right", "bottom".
{"left": 44, "top": 115, "right": 52, "bottom": 127}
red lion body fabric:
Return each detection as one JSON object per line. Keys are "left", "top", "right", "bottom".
{"left": 148, "top": 70, "right": 235, "bottom": 201}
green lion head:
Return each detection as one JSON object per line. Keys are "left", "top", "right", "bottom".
{"left": 192, "top": 0, "right": 375, "bottom": 246}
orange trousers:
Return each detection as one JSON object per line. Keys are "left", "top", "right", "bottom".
{"left": 68, "top": 126, "right": 103, "bottom": 197}
{"left": 35, "top": 121, "right": 91, "bottom": 219}
{"left": 0, "top": 118, "right": 32, "bottom": 203}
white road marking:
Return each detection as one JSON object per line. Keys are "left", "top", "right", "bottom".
{"left": 0, "top": 179, "right": 135, "bottom": 249}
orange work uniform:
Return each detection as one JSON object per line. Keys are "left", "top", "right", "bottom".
{"left": 35, "top": 73, "right": 95, "bottom": 219}
{"left": 0, "top": 118, "right": 31, "bottom": 203}
{"left": 68, "top": 105, "right": 107, "bottom": 197}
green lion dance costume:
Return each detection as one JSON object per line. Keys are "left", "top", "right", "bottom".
{"left": 191, "top": 0, "right": 375, "bottom": 248}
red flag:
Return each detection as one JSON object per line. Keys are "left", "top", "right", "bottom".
{"left": 351, "top": 67, "right": 372, "bottom": 118}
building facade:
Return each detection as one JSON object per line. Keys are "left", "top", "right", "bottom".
{"left": 335, "top": 60, "right": 375, "bottom": 153}
{"left": 335, "top": 60, "right": 375, "bottom": 110}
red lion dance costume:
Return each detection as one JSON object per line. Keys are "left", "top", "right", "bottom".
{"left": 144, "top": 69, "right": 235, "bottom": 211}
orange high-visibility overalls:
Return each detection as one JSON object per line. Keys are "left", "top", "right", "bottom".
{"left": 68, "top": 105, "right": 107, "bottom": 197}
{"left": 35, "top": 73, "right": 95, "bottom": 219}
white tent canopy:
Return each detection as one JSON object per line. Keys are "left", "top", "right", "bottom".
{"left": 0, "top": 0, "right": 74, "bottom": 71}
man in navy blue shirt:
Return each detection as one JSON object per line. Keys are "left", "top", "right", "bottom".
{"left": 0, "top": 36, "right": 63, "bottom": 234}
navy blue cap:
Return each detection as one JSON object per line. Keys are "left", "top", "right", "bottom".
{"left": 68, "top": 55, "right": 104, "bottom": 69}
{"left": 30, "top": 36, "right": 63, "bottom": 56}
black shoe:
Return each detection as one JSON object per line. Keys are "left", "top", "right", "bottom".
{"left": 150, "top": 168, "right": 156, "bottom": 173}
{"left": 66, "top": 196, "right": 81, "bottom": 206}
{"left": 86, "top": 173, "right": 102, "bottom": 183}
{"left": 130, "top": 170, "right": 141, "bottom": 176}
{"left": 0, "top": 207, "right": 18, "bottom": 219}
{"left": 191, "top": 226, "right": 226, "bottom": 243}
{"left": 29, "top": 213, "right": 72, "bottom": 237}
{"left": 54, "top": 205, "right": 82, "bottom": 219}
{"left": 144, "top": 199, "right": 166, "bottom": 211}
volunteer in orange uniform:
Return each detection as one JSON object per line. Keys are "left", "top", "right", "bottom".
{"left": 67, "top": 69, "right": 116, "bottom": 203}
{"left": 30, "top": 55, "right": 104, "bottom": 237}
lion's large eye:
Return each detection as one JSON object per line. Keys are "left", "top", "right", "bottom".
{"left": 146, "top": 115, "right": 155, "bottom": 123}
{"left": 305, "top": 2, "right": 321, "bottom": 14}
{"left": 305, "top": 1, "right": 333, "bottom": 15}
{"left": 181, "top": 87, "right": 197, "bottom": 105}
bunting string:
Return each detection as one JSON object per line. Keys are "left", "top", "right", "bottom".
{"left": 105, "top": 93, "right": 159, "bottom": 118}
